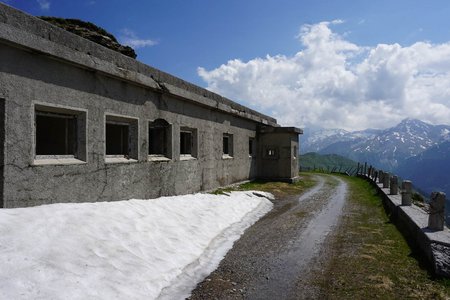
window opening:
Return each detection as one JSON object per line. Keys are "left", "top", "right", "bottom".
{"left": 249, "top": 138, "right": 254, "bottom": 156}
{"left": 106, "top": 122, "right": 129, "bottom": 155}
{"left": 36, "top": 111, "right": 77, "bottom": 156}
{"left": 180, "top": 131, "right": 192, "bottom": 155}
{"left": 222, "top": 133, "right": 233, "bottom": 157}
{"left": 149, "top": 119, "right": 169, "bottom": 156}
{"left": 223, "top": 136, "right": 229, "bottom": 155}
{"left": 266, "top": 148, "right": 277, "bottom": 157}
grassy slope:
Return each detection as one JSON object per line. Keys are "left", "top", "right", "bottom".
{"left": 318, "top": 175, "right": 450, "bottom": 299}
{"left": 300, "top": 152, "right": 358, "bottom": 171}
{"left": 212, "top": 174, "right": 316, "bottom": 198}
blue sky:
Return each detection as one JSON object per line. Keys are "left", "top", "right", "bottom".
{"left": 3, "top": 0, "right": 450, "bottom": 130}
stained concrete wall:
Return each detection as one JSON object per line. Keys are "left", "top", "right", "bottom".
{"left": 0, "top": 43, "right": 260, "bottom": 207}
{"left": 0, "top": 3, "right": 301, "bottom": 208}
{"left": 257, "top": 127, "right": 301, "bottom": 182}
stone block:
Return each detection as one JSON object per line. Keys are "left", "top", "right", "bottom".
{"left": 378, "top": 171, "right": 384, "bottom": 184}
{"left": 383, "top": 172, "right": 390, "bottom": 188}
{"left": 401, "top": 180, "right": 412, "bottom": 206}
{"left": 428, "top": 192, "right": 446, "bottom": 231}
{"left": 390, "top": 175, "right": 398, "bottom": 195}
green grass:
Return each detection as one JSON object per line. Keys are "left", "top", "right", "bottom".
{"left": 211, "top": 173, "right": 316, "bottom": 198}
{"left": 320, "top": 175, "right": 450, "bottom": 299}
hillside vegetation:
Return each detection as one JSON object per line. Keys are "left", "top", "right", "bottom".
{"left": 39, "top": 17, "right": 137, "bottom": 58}
{"left": 300, "top": 152, "right": 358, "bottom": 172}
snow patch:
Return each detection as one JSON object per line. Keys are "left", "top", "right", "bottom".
{"left": 0, "top": 192, "right": 273, "bottom": 300}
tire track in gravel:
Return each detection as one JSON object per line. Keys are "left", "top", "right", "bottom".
{"left": 189, "top": 174, "right": 348, "bottom": 300}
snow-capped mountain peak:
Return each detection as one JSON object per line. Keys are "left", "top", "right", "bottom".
{"left": 302, "top": 119, "right": 450, "bottom": 170}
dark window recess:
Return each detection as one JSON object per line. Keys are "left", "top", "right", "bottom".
{"left": 36, "top": 113, "right": 76, "bottom": 155}
{"left": 249, "top": 139, "right": 254, "bottom": 155}
{"left": 223, "top": 136, "right": 229, "bottom": 155}
{"left": 106, "top": 123, "right": 129, "bottom": 155}
{"left": 180, "top": 131, "right": 192, "bottom": 155}
{"left": 149, "top": 128, "right": 166, "bottom": 155}
{"left": 149, "top": 119, "right": 169, "bottom": 155}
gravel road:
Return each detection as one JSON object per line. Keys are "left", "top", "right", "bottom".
{"left": 189, "top": 174, "right": 348, "bottom": 300}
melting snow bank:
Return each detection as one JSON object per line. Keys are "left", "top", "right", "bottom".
{"left": 0, "top": 191, "right": 273, "bottom": 300}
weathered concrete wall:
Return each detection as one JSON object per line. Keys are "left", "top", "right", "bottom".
{"left": 0, "top": 43, "right": 260, "bottom": 207}
{"left": 0, "top": 3, "right": 300, "bottom": 208}
{"left": 257, "top": 127, "right": 301, "bottom": 182}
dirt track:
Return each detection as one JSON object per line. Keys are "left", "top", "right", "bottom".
{"left": 189, "top": 174, "right": 348, "bottom": 300}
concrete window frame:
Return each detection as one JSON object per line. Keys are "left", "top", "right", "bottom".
{"left": 148, "top": 118, "right": 172, "bottom": 162}
{"left": 222, "top": 133, "right": 234, "bottom": 159}
{"left": 179, "top": 126, "right": 198, "bottom": 160}
{"left": 32, "top": 103, "right": 87, "bottom": 166}
{"left": 104, "top": 113, "right": 139, "bottom": 164}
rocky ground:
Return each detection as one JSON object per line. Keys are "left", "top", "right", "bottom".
{"left": 189, "top": 174, "right": 348, "bottom": 300}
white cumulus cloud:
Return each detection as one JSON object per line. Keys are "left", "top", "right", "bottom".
{"left": 198, "top": 21, "right": 450, "bottom": 131}
{"left": 119, "top": 29, "right": 158, "bottom": 49}
{"left": 37, "top": 0, "right": 50, "bottom": 10}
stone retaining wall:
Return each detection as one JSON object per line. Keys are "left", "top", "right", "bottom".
{"left": 360, "top": 174, "right": 450, "bottom": 277}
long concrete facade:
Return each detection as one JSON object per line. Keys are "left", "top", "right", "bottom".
{"left": 0, "top": 4, "right": 302, "bottom": 208}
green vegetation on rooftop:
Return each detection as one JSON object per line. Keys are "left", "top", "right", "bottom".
{"left": 39, "top": 16, "right": 137, "bottom": 58}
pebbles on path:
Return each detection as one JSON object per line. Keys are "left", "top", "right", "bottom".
{"left": 189, "top": 175, "right": 349, "bottom": 300}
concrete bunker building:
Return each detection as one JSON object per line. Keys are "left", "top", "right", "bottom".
{"left": 0, "top": 4, "right": 302, "bottom": 208}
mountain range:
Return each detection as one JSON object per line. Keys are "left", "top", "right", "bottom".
{"left": 396, "top": 140, "right": 450, "bottom": 195}
{"left": 302, "top": 118, "right": 450, "bottom": 171}
{"left": 301, "top": 118, "right": 450, "bottom": 201}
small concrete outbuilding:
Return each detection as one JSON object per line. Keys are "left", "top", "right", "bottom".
{"left": 0, "top": 3, "right": 302, "bottom": 208}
